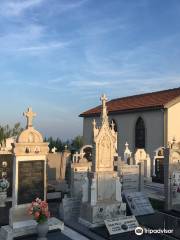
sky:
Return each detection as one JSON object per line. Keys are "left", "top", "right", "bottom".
{"left": 0, "top": 0, "right": 180, "bottom": 139}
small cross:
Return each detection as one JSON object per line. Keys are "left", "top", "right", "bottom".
{"left": 23, "top": 107, "right": 36, "bottom": 128}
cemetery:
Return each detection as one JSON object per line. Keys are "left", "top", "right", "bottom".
{"left": 0, "top": 92, "right": 180, "bottom": 240}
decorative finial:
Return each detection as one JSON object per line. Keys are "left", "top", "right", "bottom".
{"left": 23, "top": 107, "right": 36, "bottom": 128}
{"left": 125, "top": 142, "right": 129, "bottom": 148}
{"left": 100, "top": 94, "right": 108, "bottom": 122}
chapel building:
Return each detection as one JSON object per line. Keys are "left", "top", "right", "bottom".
{"left": 79, "top": 87, "right": 180, "bottom": 162}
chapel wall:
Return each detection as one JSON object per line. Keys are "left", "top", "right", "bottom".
{"left": 168, "top": 101, "right": 180, "bottom": 143}
{"left": 83, "top": 109, "right": 164, "bottom": 160}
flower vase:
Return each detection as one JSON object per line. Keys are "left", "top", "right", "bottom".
{"left": 0, "top": 192, "right": 7, "bottom": 207}
{"left": 36, "top": 221, "right": 49, "bottom": 240}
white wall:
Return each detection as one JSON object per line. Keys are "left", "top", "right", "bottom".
{"left": 168, "top": 102, "right": 180, "bottom": 143}
{"left": 82, "top": 109, "right": 164, "bottom": 160}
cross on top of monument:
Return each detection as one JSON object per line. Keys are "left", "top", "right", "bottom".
{"left": 100, "top": 94, "right": 108, "bottom": 122}
{"left": 23, "top": 107, "right": 36, "bottom": 128}
{"left": 100, "top": 94, "right": 107, "bottom": 106}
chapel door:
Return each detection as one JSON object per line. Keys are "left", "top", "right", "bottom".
{"left": 155, "top": 158, "right": 164, "bottom": 183}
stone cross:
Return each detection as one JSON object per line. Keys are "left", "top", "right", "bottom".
{"left": 124, "top": 142, "right": 132, "bottom": 163}
{"left": 100, "top": 94, "right": 108, "bottom": 121}
{"left": 23, "top": 107, "right": 36, "bottom": 128}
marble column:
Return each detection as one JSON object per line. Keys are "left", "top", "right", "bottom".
{"left": 82, "top": 177, "right": 89, "bottom": 203}
{"left": 116, "top": 176, "right": 122, "bottom": 202}
{"left": 90, "top": 178, "right": 97, "bottom": 206}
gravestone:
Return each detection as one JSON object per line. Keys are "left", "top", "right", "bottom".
{"left": 79, "top": 94, "right": 126, "bottom": 227}
{"left": 119, "top": 161, "right": 144, "bottom": 192}
{"left": 59, "top": 147, "right": 91, "bottom": 221}
{"left": 124, "top": 191, "right": 155, "bottom": 216}
{"left": 124, "top": 142, "right": 132, "bottom": 164}
{"left": 12, "top": 107, "right": 49, "bottom": 206}
{"left": 71, "top": 150, "right": 91, "bottom": 199}
{"left": 135, "top": 148, "right": 151, "bottom": 181}
{"left": 47, "top": 147, "right": 70, "bottom": 193}
{"left": 0, "top": 107, "right": 64, "bottom": 240}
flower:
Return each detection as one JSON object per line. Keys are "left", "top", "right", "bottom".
{"left": 45, "top": 211, "right": 50, "bottom": 218}
{"left": 28, "top": 198, "right": 50, "bottom": 223}
{"left": 34, "top": 211, "right": 40, "bottom": 219}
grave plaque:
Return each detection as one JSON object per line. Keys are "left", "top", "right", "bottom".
{"left": 124, "top": 192, "right": 154, "bottom": 216}
{"left": 18, "top": 160, "right": 44, "bottom": 204}
{"left": 104, "top": 215, "right": 139, "bottom": 235}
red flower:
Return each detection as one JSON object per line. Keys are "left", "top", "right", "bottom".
{"left": 34, "top": 211, "right": 40, "bottom": 219}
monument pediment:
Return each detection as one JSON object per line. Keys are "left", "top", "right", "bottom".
{"left": 13, "top": 107, "right": 49, "bottom": 156}
{"left": 17, "top": 128, "right": 43, "bottom": 143}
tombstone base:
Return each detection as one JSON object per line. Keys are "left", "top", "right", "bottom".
{"left": 79, "top": 201, "right": 126, "bottom": 228}
{"left": 0, "top": 217, "right": 64, "bottom": 240}
{"left": 59, "top": 196, "right": 81, "bottom": 221}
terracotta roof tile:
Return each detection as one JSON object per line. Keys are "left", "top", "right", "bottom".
{"left": 80, "top": 87, "right": 180, "bottom": 117}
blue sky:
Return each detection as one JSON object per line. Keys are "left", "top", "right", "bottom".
{"left": 0, "top": 0, "right": 180, "bottom": 139}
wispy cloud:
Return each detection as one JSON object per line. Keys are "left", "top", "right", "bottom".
{"left": 57, "top": 0, "right": 89, "bottom": 13}
{"left": 69, "top": 80, "right": 111, "bottom": 87}
{"left": 0, "top": 0, "right": 44, "bottom": 16}
{"left": 15, "top": 41, "right": 70, "bottom": 53}
{"left": 0, "top": 24, "right": 70, "bottom": 55}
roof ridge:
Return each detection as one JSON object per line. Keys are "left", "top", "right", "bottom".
{"left": 109, "top": 86, "right": 180, "bottom": 103}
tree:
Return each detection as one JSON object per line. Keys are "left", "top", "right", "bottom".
{"left": 44, "top": 135, "right": 83, "bottom": 153}
{"left": 71, "top": 135, "right": 83, "bottom": 151}
{"left": 0, "top": 122, "right": 23, "bottom": 144}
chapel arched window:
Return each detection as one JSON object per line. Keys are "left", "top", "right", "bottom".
{"left": 135, "top": 117, "right": 145, "bottom": 148}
